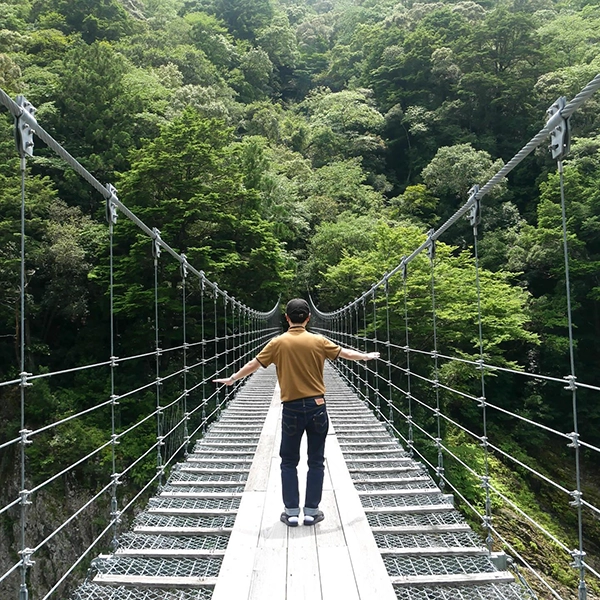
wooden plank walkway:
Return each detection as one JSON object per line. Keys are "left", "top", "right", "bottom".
{"left": 211, "top": 377, "right": 396, "bottom": 600}
{"left": 72, "top": 364, "right": 528, "bottom": 600}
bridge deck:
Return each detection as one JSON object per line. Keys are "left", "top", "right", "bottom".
{"left": 73, "top": 365, "right": 528, "bottom": 600}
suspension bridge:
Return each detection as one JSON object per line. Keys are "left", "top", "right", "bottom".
{"left": 0, "top": 74, "right": 599, "bottom": 600}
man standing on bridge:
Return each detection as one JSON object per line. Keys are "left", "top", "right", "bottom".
{"left": 214, "top": 298, "right": 379, "bottom": 527}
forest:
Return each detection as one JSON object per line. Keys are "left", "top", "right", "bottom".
{"left": 0, "top": 0, "right": 599, "bottom": 596}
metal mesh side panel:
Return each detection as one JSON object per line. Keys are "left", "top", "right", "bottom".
{"left": 355, "top": 481, "right": 437, "bottom": 491}
{"left": 375, "top": 531, "right": 483, "bottom": 550}
{"left": 134, "top": 513, "right": 236, "bottom": 529}
{"left": 351, "top": 470, "right": 427, "bottom": 481}
{"left": 72, "top": 584, "right": 213, "bottom": 599}
{"left": 367, "top": 511, "right": 466, "bottom": 529}
{"left": 383, "top": 555, "right": 496, "bottom": 577}
{"left": 169, "top": 471, "right": 247, "bottom": 483}
{"left": 393, "top": 583, "right": 528, "bottom": 600}
{"left": 361, "top": 493, "right": 449, "bottom": 508}
{"left": 119, "top": 533, "right": 229, "bottom": 551}
{"left": 148, "top": 497, "right": 241, "bottom": 511}
{"left": 162, "top": 484, "right": 246, "bottom": 494}
{"left": 94, "top": 556, "right": 222, "bottom": 578}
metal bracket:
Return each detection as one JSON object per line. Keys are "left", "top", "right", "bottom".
{"left": 18, "top": 548, "right": 35, "bottom": 568}
{"left": 105, "top": 184, "right": 118, "bottom": 225}
{"left": 152, "top": 228, "right": 161, "bottom": 259}
{"left": 427, "top": 230, "right": 436, "bottom": 261}
{"left": 15, "top": 96, "right": 36, "bottom": 157}
{"left": 563, "top": 374, "right": 577, "bottom": 391}
{"left": 180, "top": 254, "right": 188, "bottom": 279}
{"left": 547, "top": 96, "right": 570, "bottom": 160}
{"left": 19, "top": 372, "right": 32, "bottom": 388}
{"left": 569, "top": 548, "right": 586, "bottom": 569}
{"left": 467, "top": 186, "right": 481, "bottom": 229}
{"left": 569, "top": 489, "right": 583, "bottom": 508}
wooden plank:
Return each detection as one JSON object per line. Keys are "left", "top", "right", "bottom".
{"left": 370, "top": 525, "right": 471, "bottom": 534}
{"left": 114, "top": 549, "right": 226, "bottom": 558}
{"left": 133, "top": 527, "right": 232, "bottom": 535}
{"left": 318, "top": 547, "right": 360, "bottom": 600}
{"left": 326, "top": 435, "right": 397, "bottom": 600}
{"left": 248, "top": 546, "right": 287, "bottom": 599}
{"left": 363, "top": 505, "right": 454, "bottom": 514}
{"left": 245, "top": 388, "right": 281, "bottom": 492}
{"left": 211, "top": 490, "right": 265, "bottom": 600}
{"left": 212, "top": 385, "right": 279, "bottom": 600}
{"left": 93, "top": 575, "right": 218, "bottom": 587}
{"left": 379, "top": 547, "right": 489, "bottom": 556}
{"left": 357, "top": 488, "right": 440, "bottom": 496}
{"left": 159, "top": 491, "right": 242, "bottom": 498}
{"left": 146, "top": 508, "right": 237, "bottom": 516}
{"left": 390, "top": 571, "right": 515, "bottom": 586}
{"left": 287, "top": 524, "right": 321, "bottom": 600}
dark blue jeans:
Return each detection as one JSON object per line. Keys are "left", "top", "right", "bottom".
{"left": 280, "top": 398, "right": 329, "bottom": 515}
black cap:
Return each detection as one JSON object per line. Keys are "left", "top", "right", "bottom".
{"left": 286, "top": 298, "right": 310, "bottom": 322}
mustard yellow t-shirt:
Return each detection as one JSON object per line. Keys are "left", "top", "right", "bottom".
{"left": 256, "top": 327, "right": 341, "bottom": 401}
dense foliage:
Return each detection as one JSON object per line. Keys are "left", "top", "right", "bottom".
{"left": 1, "top": 0, "right": 599, "bottom": 594}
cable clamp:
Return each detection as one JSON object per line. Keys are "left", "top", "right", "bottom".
{"left": 110, "top": 394, "right": 120, "bottom": 406}
{"left": 111, "top": 434, "right": 120, "bottom": 446}
{"left": 19, "top": 429, "right": 32, "bottom": 446}
{"left": 477, "top": 397, "right": 486, "bottom": 408}
{"left": 152, "top": 228, "right": 162, "bottom": 258}
{"left": 547, "top": 96, "right": 571, "bottom": 160}
{"left": 19, "top": 489, "right": 32, "bottom": 506}
{"left": 569, "top": 548, "right": 586, "bottom": 569}
{"left": 180, "top": 253, "right": 188, "bottom": 279}
{"left": 19, "top": 372, "right": 32, "bottom": 388}
{"left": 105, "top": 184, "right": 118, "bottom": 225}
{"left": 406, "top": 414, "right": 413, "bottom": 424}
{"left": 476, "top": 359, "right": 485, "bottom": 371}
{"left": 15, "top": 96, "right": 37, "bottom": 157}
{"left": 156, "top": 347, "right": 163, "bottom": 357}
{"left": 155, "top": 376, "right": 163, "bottom": 387}
{"left": 479, "top": 435, "right": 489, "bottom": 449}
{"left": 18, "top": 548, "right": 35, "bottom": 567}
{"left": 110, "top": 355, "right": 119, "bottom": 368}
{"left": 481, "top": 515, "right": 493, "bottom": 530}
{"left": 567, "top": 431, "right": 580, "bottom": 449}
{"left": 110, "top": 509, "right": 121, "bottom": 523}
{"left": 427, "top": 229, "right": 436, "bottom": 261}
{"left": 563, "top": 374, "right": 577, "bottom": 391}
{"left": 111, "top": 472, "right": 121, "bottom": 485}
{"left": 157, "top": 436, "right": 165, "bottom": 447}
{"left": 431, "top": 350, "right": 439, "bottom": 360}
{"left": 569, "top": 490, "right": 583, "bottom": 508}
{"left": 434, "top": 435, "right": 442, "bottom": 447}
{"left": 480, "top": 475, "right": 490, "bottom": 490}
{"left": 432, "top": 379, "right": 440, "bottom": 389}
{"left": 435, "top": 465, "right": 445, "bottom": 479}
{"left": 467, "top": 186, "right": 481, "bottom": 228}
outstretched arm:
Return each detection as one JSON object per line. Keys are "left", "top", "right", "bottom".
{"left": 338, "top": 348, "right": 380, "bottom": 361}
{"left": 213, "top": 358, "right": 261, "bottom": 386}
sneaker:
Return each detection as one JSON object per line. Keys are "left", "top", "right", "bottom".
{"left": 303, "top": 510, "right": 324, "bottom": 526}
{"left": 280, "top": 512, "right": 299, "bottom": 527}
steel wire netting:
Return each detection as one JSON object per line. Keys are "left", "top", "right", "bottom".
{"left": 71, "top": 585, "right": 214, "bottom": 600}
{"left": 310, "top": 73, "right": 600, "bottom": 599}
{"left": 0, "top": 87, "right": 282, "bottom": 599}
